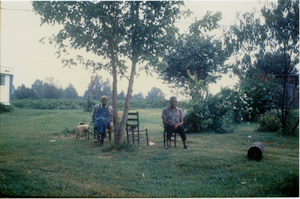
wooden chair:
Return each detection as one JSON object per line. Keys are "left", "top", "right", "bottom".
{"left": 163, "top": 127, "right": 178, "bottom": 147}
{"left": 126, "top": 111, "right": 149, "bottom": 145}
{"left": 93, "top": 126, "right": 112, "bottom": 144}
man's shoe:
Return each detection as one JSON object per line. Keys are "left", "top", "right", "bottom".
{"left": 94, "top": 138, "right": 99, "bottom": 143}
{"left": 99, "top": 139, "right": 104, "bottom": 146}
{"left": 184, "top": 145, "right": 190, "bottom": 149}
{"left": 165, "top": 145, "right": 170, "bottom": 150}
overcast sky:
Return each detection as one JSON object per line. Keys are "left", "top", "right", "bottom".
{"left": 1, "top": 0, "right": 270, "bottom": 100}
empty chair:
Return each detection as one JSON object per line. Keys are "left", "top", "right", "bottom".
{"left": 126, "top": 111, "right": 149, "bottom": 145}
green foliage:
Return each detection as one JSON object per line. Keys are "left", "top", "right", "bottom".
{"left": 0, "top": 103, "right": 14, "bottom": 113}
{"left": 122, "top": 99, "right": 188, "bottom": 110}
{"left": 257, "top": 111, "right": 281, "bottom": 132}
{"left": 279, "top": 110, "right": 299, "bottom": 136}
{"left": 11, "top": 99, "right": 84, "bottom": 110}
{"left": 13, "top": 84, "right": 38, "bottom": 100}
{"left": 184, "top": 101, "right": 212, "bottom": 133}
{"left": 64, "top": 83, "right": 79, "bottom": 100}
{"left": 83, "top": 76, "right": 112, "bottom": 100}
{"left": 182, "top": 71, "right": 212, "bottom": 133}
{"left": 225, "top": 0, "right": 299, "bottom": 135}
{"left": 275, "top": 171, "right": 299, "bottom": 197}
{"left": 15, "top": 79, "right": 79, "bottom": 100}
{"left": 10, "top": 99, "right": 188, "bottom": 111}
{"left": 84, "top": 98, "right": 95, "bottom": 112}
{"left": 131, "top": 92, "right": 144, "bottom": 100}
{"left": 240, "top": 83, "right": 272, "bottom": 121}
{"left": 117, "top": 90, "right": 126, "bottom": 100}
{"left": 206, "top": 91, "right": 235, "bottom": 134}
{"left": 159, "top": 11, "right": 230, "bottom": 87}
{"left": 183, "top": 73, "right": 238, "bottom": 134}
{"left": 145, "top": 87, "right": 165, "bottom": 100}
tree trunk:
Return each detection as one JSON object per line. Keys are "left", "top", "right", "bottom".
{"left": 112, "top": 61, "right": 120, "bottom": 144}
{"left": 107, "top": 38, "right": 120, "bottom": 144}
{"left": 119, "top": 59, "right": 137, "bottom": 143}
{"left": 117, "top": 2, "right": 140, "bottom": 144}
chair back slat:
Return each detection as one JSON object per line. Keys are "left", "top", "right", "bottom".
{"left": 128, "top": 112, "right": 138, "bottom": 115}
{"left": 126, "top": 111, "right": 139, "bottom": 126}
{"left": 127, "top": 118, "right": 138, "bottom": 121}
{"left": 126, "top": 111, "right": 148, "bottom": 145}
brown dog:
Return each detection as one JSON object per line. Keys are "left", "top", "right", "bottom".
{"left": 76, "top": 123, "right": 90, "bottom": 141}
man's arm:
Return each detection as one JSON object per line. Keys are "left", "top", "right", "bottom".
{"left": 163, "top": 118, "right": 172, "bottom": 125}
{"left": 109, "top": 106, "right": 113, "bottom": 128}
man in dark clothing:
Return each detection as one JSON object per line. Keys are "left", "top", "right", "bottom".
{"left": 162, "top": 96, "right": 190, "bottom": 149}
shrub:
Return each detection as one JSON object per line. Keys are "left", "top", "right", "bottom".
{"left": 10, "top": 98, "right": 187, "bottom": 111}
{"left": 240, "top": 84, "right": 273, "bottom": 121}
{"left": 279, "top": 110, "right": 299, "bottom": 136}
{"left": 275, "top": 171, "right": 299, "bottom": 197}
{"left": 184, "top": 101, "right": 212, "bottom": 133}
{"left": 206, "top": 89, "right": 235, "bottom": 134}
{"left": 257, "top": 111, "right": 281, "bottom": 132}
{"left": 0, "top": 103, "right": 14, "bottom": 113}
{"left": 11, "top": 99, "right": 86, "bottom": 110}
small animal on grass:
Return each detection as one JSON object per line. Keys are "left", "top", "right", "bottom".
{"left": 76, "top": 123, "right": 90, "bottom": 141}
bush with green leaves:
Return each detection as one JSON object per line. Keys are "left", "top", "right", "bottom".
{"left": 206, "top": 89, "right": 236, "bottom": 134}
{"left": 257, "top": 111, "right": 281, "bottom": 132}
{"left": 12, "top": 99, "right": 84, "bottom": 110}
{"left": 240, "top": 84, "right": 273, "bottom": 121}
{"left": 275, "top": 171, "right": 299, "bottom": 197}
{"left": 10, "top": 98, "right": 188, "bottom": 111}
{"left": 217, "top": 86, "right": 245, "bottom": 123}
{"left": 279, "top": 110, "right": 299, "bottom": 136}
{"left": 180, "top": 71, "right": 213, "bottom": 133}
{"left": 0, "top": 103, "right": 14, "bottom": 113}
{"left": 184, "top": 101, "right": 212, "bottom": 133}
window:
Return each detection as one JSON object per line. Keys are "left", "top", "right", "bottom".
{"left": 0, "top": 74, "right": 5, "bottom": 86}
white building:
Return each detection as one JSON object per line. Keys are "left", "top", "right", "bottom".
{"left": 0, "top": 66, "right": 14, "bottom": 105}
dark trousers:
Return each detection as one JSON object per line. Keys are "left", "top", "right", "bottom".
{"left": 94, "top": 127, "right": 105, "bottom": 140}
{"left": 165, "top": 124, "right": 186, "bottom": 141}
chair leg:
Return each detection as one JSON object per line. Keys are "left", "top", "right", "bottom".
{"left": 164, "top": 130, "right": 166, "bottom": 147}
{"left": 127, "top": 130, "right": 129, "bottom": 144}
{"left": 109, "top": 129, "right": 111, "bottom": 142}
{"left": 146, "top": 129, "right": 149, "bottom": 146}
{"left": 132, "top": 132, "right": 134, "bottom": 145}
{"left": 174, "top": 133, "right": 176, "bottom": 147}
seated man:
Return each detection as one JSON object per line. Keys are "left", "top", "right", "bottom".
{"left": 91, "top": 95, "right": 113, "bottom": 145}
{"left": 162, "top": 96, "right": 190, "bottom": 149}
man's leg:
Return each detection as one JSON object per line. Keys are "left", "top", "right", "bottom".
{"left": 94, "top": 127, "right": 100, "bottom": 143}
{"left": 99, "top": 133, "right": 105, "bottom": 145}
{"left": 176, "top": 125, "right": 189, "bottom": 149}
{"left": 165, "top": 124, "right": 174, "bottom": 149}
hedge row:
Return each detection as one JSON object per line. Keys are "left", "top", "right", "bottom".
{"left": 10, "top": 99, "right": 188, "bottom": 110}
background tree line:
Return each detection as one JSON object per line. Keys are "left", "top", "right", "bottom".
{"left": 12, "top": 75, "right": 166, "bottom": 101}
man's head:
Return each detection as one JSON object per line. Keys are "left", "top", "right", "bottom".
{"left": 169, "top": 96, "right": 177, "bottom": 108}
{"left": 101, "top": 95, "right": 108, "bottom": 106}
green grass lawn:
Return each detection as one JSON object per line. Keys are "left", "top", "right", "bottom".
{"left": 0, "top": 108, "right": 298, "bottom": 197}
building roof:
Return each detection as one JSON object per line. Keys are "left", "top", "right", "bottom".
{"left": 0, "top": 66, "right": 14, "bottom": 75}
